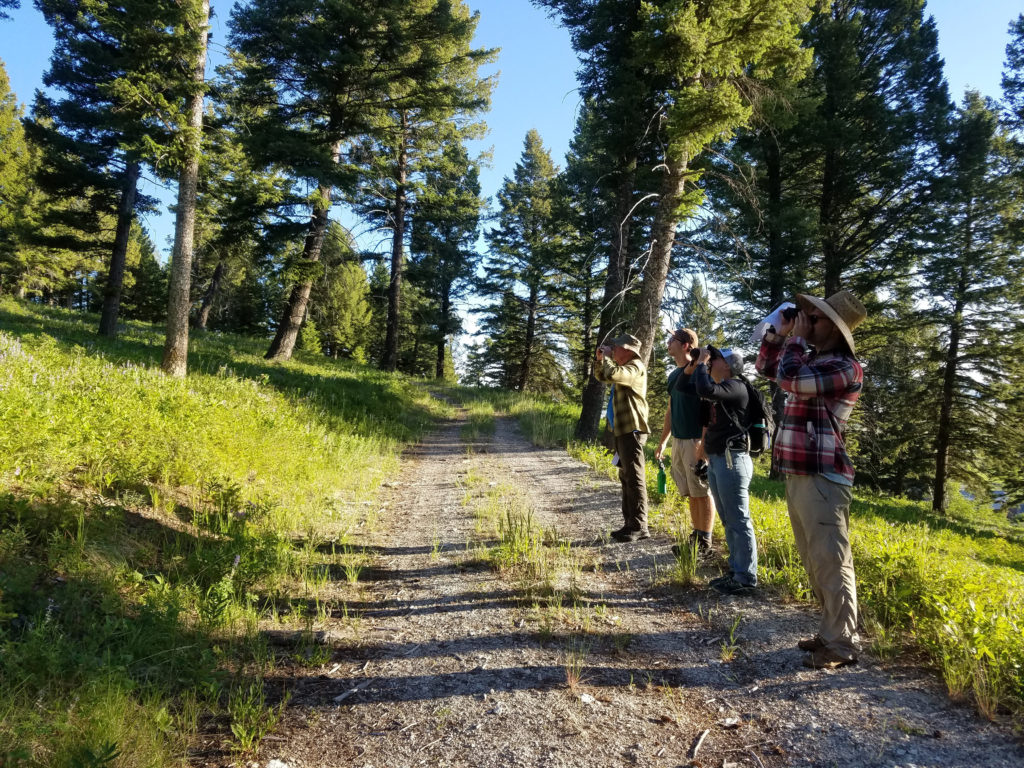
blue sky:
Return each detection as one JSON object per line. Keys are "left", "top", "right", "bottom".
{"left": 1, "top": 0, "right": 1021, "bottom": 259}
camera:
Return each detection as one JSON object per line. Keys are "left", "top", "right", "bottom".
{"left": 781, "top": 306, "right": 800, "bottom": 321}
{"left": 693, "top": 459, "right": 708, "bottom": 481}
{"left": 688, "top": 348, "right": 700, "bottom": 361}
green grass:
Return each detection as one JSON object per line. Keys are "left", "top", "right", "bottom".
{"left": 0, "top": 298, "right": 444, "bottom": 764}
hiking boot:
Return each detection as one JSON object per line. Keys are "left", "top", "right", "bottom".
{"left": 611, "top": 527, "right": 650, "bottom": 543}
{"left": 802, "top": 647, "right": 857, "bottom": 670}
{"left": 708, "top": 574, "right": 732, "bottom": 587}
{"left": 711, "top": 577, "right": 756, "bottom": 596}
{"left": 797, "top": 635, "right": 826, "bottom": 652}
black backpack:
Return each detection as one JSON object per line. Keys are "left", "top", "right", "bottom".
{"left": 725, "top": 377, "right": 775, "bottom": 456}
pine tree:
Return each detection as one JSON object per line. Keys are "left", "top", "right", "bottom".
{"left": 229, "top": 0, "right": 491, "bottom": 363}
{"left": 0, "top": 59, "right": 30, "bottom": 293}
{"left": 309, "top": 221, "right": 372, "bottom": 359}
{"left": 922, "top": 92, "right": 1023, "bottom": 511}
{"left": 0, "top": 1, "right": 19, "bottom": 21}
{"left": 803, "top": 0, "right": 949, "bottom": 297}
{"left": 480, "top": 130, "right": 566, "bottom": 392}
{"left": 162, "top": 0, "right": 210, "bottom": 377}
{"left": 535, "top": 1, "right": 662, "bottom": 439}
{"left": 408, "top": 140, "right": 486, "bottom": 378}
{"left": 345, "top": 5, "right": 493, "bottom": 372}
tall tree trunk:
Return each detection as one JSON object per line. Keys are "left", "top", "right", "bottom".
{"left": 383, "top": 112, "right": 409, "bottom": 372}
{"left": 932, "top": 266, "right": 969, "bottom": 513}
{"left": 518, "top": 284, "right": 539, "bottom": 391}
{"left": 633, "top": 161, "right": 687, "bottom": 364}
{"left": 765, "top": 137, "right": 786, "bottom": 480}
{"left": 98, "top": 158, "right": 140, "bottom": 338}
{"left": 265, "top": 140, "right": 343, "bottom": 361}
{"left": 575, "top": 163, "right": 636, "bottom": 441}
{"left": 162, "top": 0, "right": 210, "bottom": 377}
{"left": 435, "top": 291, "right": 451, "bottom": 379}
{"left": 195, "top": 258, "right": 224, "bottom": 331}
{"left": 820, "top": 141, "right": 843, "bottom": 296}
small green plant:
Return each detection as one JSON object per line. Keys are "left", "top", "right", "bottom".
{"left": 227, "top": 680, "right": 289, "bottom": 753}
{"left": 564, "top": 637, "right": 591, "bottom": 691}
{"left": 720, "top": 616, "right": 742, "bottom": 662}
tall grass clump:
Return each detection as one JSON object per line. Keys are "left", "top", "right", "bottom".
{"left": 0, "top": 299, "right": 443, "bottom": 763}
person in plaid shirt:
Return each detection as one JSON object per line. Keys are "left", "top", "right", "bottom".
{"left": 755, "top": 290, "right": 867, "bottom": 669}
{"left": 595, "top": 334, "right": 650, "bottom": 542}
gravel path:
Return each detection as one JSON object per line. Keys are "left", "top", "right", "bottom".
{"left": 222, "top": 406, "right": 1024, "bottom": 768}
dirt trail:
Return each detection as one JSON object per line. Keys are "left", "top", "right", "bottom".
{"left": 249, "top": 407, "right": 1023, "bottom": 768}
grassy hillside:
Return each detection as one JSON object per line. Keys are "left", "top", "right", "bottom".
{"left": 0, "top": 299, "right": 444, "bottom": 765}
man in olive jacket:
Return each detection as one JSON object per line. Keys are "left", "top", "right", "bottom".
{"left": 595, "top": 334, "right": 650, "bottom": 542}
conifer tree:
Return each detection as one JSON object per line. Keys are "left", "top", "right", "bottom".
{"left": 480, "top": 130, "right": 566, "bottom": 392}
{"left": 408, "top": 140, "right": 486, "bottom": 378}
{"left": 346, "top": 9, "right": 493, "bottom": 372}
{"left": 0, "top": 1, "right": 19, "bottom": 20}
{"left": 922, "top": 92, "right": 1023, "bottom": 511}
{"left": 309, "top": 221, "right": 372, "bottom": 359}
{"left": 32, "top": 0, "right": 195, "bottom": 338}
{"left": 535, "top": 1, "right": 662, "bottom": 438}
{"left": 229, "top": 0, "right": 491, "bottom": 363}
{"left": 0, "top": 59, "right": 30, "bottom": 292}
{"left": 162, "top": 0, "right": 210, "bottom": 377}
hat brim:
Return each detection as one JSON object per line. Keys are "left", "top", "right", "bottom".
{"left": 615, "top": 344, "right": 642, "bottom": 357}
{"left": 796, "top": 294, "right": 856, "bottom": 354}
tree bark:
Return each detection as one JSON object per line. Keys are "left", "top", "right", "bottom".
{"left": 932, "top": 264, "right": 969, "bottom": 513}
{"left": 99, "top": 158, "right": 140, "bottom": 338}
{"left": 435, "top": 291, "right": 451, "bottom": 379}
{"left": 633, "top": 161, "right": 687, "bottom": 364}
{"left": 195, "top": 258, "right": 224, "bottom": 331}
{"left": 518, "top": 284, "right": 539, "bottom": 391}
{"left": 162, "top": 0, "right": 210, "bottom": 377}
{"left": 765, "top": 136, "right": 786, "bottom": 480}
{"left": 383, "top": 112, "right": 409, "bottom": 372}
{"left": 265, "top": 140, "right": 343, "bottom": 361}
{"left": 575, "top": 163, "right": 636, "bottom": 441}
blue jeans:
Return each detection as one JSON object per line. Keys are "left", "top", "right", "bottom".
{"left": 707, "top": 450, "right": 757, "bottom": 586}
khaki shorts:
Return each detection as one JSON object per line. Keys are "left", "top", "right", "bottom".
{"left": 670, "top": 436, "right": 710, "bottom": 498}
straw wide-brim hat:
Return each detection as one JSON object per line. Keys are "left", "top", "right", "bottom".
{"left": 796, "top": 290, "right": 867, "bottom": 354}
{"left": 612, "top": 333, "right": 643, "bottom": 357}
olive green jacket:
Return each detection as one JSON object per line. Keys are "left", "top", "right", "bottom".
{"left": 596, "top": 357, "right": 650, "bottom": 436}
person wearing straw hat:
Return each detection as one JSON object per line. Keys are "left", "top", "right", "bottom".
{"left": 595, "top": 334, "right": 651, "bottom": 542}
{"left": 755, "top": 289, "right": 867, "bottom": 669}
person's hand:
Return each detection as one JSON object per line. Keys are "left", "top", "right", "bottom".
{"left": 695, "top": 441, "right": 706, "bottom": 461}
{"left": 596, "top": 346, "right": 605, "bottom": 361}
{"left": 792, "top": 311, "right": 813, "bottom": 339}
{"left": 776, "top": 312, "right": 796, "bottom": 337}
{"left": 654, "top": 443, "right": 665, "bottom": 461}
{"left": 697, "top": 347, "right": 711, "bottom": 365}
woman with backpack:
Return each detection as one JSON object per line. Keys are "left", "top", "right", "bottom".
{"left": 681, "top": 345, "right": 758, "bottom": 596}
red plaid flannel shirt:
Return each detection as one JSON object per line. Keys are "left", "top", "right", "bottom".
{"left": 755, "top": 333, "right": 863, "bottom": 483}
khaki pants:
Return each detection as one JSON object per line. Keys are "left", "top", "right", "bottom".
{"left": 785, "top": 474, "right": 858, "bottom": 659}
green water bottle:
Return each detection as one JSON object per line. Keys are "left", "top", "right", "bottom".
{"left": 657, "top": 459, "right": 667, "bottom": 494}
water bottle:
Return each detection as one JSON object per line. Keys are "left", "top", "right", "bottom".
{"left": 657, "top": 459, "right": 667, "bottom": 494}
